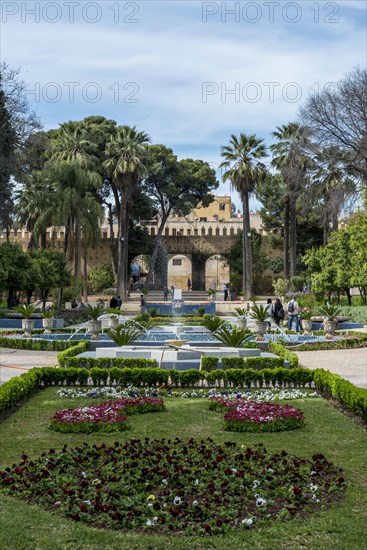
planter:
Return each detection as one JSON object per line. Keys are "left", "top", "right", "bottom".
{"left": 254, "top": 321, "right": 268, "bottom": 341}
{"left": 88, "top": 320, "right": 102, "bottom": 340}
{"left": 108, "top": 317, "right": 119, "bottom": 330}
{"left": 323, "top": 319, "right": 337, "bottom": 339}
{"left": 22, "top": 319, "right": 35, "bottom": 337}
{"left": 236, "top": 318, "right": 247, "bottom": 330}
{"left": 301, "top": 319, "right": 313, "bottom": 335}
{"left": 42, "top": 318, "right": 54, "bottom": 334}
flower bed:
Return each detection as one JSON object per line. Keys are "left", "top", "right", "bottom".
{"left": 209, "top": 398, "right": 305, "bottom": 432}
{"left": 56, "top": 386, "right": 319, "bottom": 401}
{"left": 0, "top": 438, "right": 345, "bottom": 535}
{"left": 49, "top": 397, "right": 165, "bottom": 433}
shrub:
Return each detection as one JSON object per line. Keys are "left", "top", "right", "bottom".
{"left": 88, "top": 263, "right": 115, "bottom": 293}
{"left": 201, "top": 356, "right": 219, "bottom": 372}
{"left": 268, "top": 341, "right": 298, "bottom": 368}
{"left": 202, "top": 315, "right": 226, "bottom": 332}
{"left": 57, "top": 341, "right": 91, "bottom": 367}
{"left": 197, "top": 307, "right": 205, "bottom": 316}
{"left": 106, "top": 323, "right": 145, "bottom": 346}
{"left": 213, "top": 325, "right": 254, "bottom": 347}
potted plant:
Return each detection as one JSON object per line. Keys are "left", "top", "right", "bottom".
{"left": 250, "top": 304, "right": 270, "bottom": 341}
{"left": 318, "top": 304, "right": 341, "bottom": 339}
{"left": 300, "top": 308, "right": 314, "bottom": 335}
{"left": 206, "top": 289, "right": 216, "bottom": 302}
{"left": 42, "top": 307, "right": 55, "bottom": 334}
{"left": 15, "top": 304, "right": 37, "bottom": 337}
{"left": 233, "top": 307, "right": 248, "bottom": 330}
{"left": 237, "top": 291, "right": 246, "bottom": 303}
{"left": 86, "top": 304, "right": 105, "bottom": 340}
{"left": 107, "top": 307, "right": 121, "bottom": 329}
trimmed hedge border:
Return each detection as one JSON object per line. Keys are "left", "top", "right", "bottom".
{"left": 288, "top": 335, "right": 367, "bottom": 352}
{"left": 268, "top": 342, "right": 299, "bottom": 367}
{"left": 0, "top": 365, "right": 366, "bottom": 422}
{"left": 0, "top": 336, "right": 83, "bottom": 352}
{"left": 57, "top": 342, "right": 91, "bottom": 367}
{"left": 63, "top": 357, "right": 158, "bottom": 370}
{"left": 202, "top": 356, "right": 285, "bottom": 371}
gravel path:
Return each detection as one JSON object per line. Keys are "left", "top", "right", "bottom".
{"left": 0, "top": 348, "right": 59, "bottom": 385}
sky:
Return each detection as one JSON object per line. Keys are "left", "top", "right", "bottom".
{"left": 1, "top": 0, "right": 366, "bottom": 210}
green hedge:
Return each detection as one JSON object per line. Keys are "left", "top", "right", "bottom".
{"left": 57, "top": 342, "right": 91, "bottom": 367}
{"left": 0, "top": 368, "right": 43, "bottom": 415}
{"left": 268, "top": 341, "right": 299, "bottom": 367}
{"left": 202, "top": 356, "right": 285, "bottom": 372}
{"left": 313, "top": 369, "right": 367, "bottom": 422}
{"left": 63, "top": 356, "right": 157, "bottom": 370}
{"left": 0, "top": 336, "right": 83, "bottom": 352}
{"left": 291, "top": 335, "right": 367, "bottom": 352}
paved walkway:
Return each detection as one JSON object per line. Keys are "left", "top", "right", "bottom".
{"left": 0, "top": 348, "right": 59, "bottom": 385}
{"left": 296, "top": 348, "right": 367, "bottom": 389}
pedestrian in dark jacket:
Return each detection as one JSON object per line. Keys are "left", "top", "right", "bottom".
{"left": 273, "top": 298, "right": 285, "bottom": 326}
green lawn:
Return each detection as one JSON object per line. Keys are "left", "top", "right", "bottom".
{"left": 0, "top": 389, "right": 366, "bottom": 550}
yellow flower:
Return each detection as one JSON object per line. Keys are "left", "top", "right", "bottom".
{"left": 147, "top": 494, "right": 156, "bottom": 501}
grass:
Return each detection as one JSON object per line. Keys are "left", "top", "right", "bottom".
{"left": 0, "top": 389, "right": 366, "bottom": 549}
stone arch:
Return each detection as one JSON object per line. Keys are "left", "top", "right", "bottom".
{"left": 167, "top": 254, "right": 192, "bottom": 290}
{"left": 205, "top": 254, "right": 230, "bottom": 291}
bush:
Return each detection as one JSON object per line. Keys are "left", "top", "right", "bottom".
{"left": 57, "top": 341, "right": 91, "bottom": 367}
{"left": 201, "top": 356, "right": 219, "bottom": 372}
{"left": 197, "top": 307, "right": 205, "bottom": 316}
{"left": 0, "top": 337, "right": 85, "bottom": 353}
{"left": 88, "top": 264, "right": 115, "bottom": 293}
{"left": 268, "top": 341, "right": 299, "bottom": 367}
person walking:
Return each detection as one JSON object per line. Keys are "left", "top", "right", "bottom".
{"left": 109, "top": 296, "right": 118, "bottom": 309}
{"left": 273, "top": 298, "right": 284, "bottom": 326}
{"left": 266, "top": 298, "right": 274, "bottom": 328}
{"left": 223, "top": 283, "right": 228, "bottom": 301}
{"left": 287, "top": 297, "right": 300, "bottom": 332}
{"left": 163, "top": 287, "right": 169, "bottom": 301}
{"left": 187, "top": 277, "right": 191, "bottom": 291}
{"left": 140, "top": 294, "right": 146, "bottom": 314}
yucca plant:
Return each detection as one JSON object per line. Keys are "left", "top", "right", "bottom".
{"left": 106, "top": 323, "right": 145, "bottom": 345}
{"left": 202, "top": 314, "right": 226, "bottom": 332}
{"left": 233, "top": 307, "right": 248, "bottom": 319}
{"left": 317, "top": 304, "right": 341, "bottom": 321}
{"left": 86, "top": 304, "right": 105, "bottom": 320}
{"left": 15, "top": 304, "right": 37, "bottom": 318}
{"left": 42, "top": 307, "right": 56, "bottom": 319}
{"left": 213, "top": 325, "right": 254, "bottom": 347}
{"left": 250, "top": 304, "right": 270, "bottom": 322}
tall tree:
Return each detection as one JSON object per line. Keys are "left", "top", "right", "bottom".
{"left": 220, "top": 133, "right": 267, "bottom": 297}
{"left": 270, "top": 123, "right": 311, "bottom": 279}
{"left": 0, "top": 89, "right": 16, "bottom": 235}
{"left": 104, "top": 126, "right": 150, "bottom": 300}
{"left": 300, "top": 67, "right": 367, "bottom": 185}
{"left": 143, "top": 145, "right": 218, "bottom": 288}
{"left": 33, "top": 161, "right": 103, "bottom": 282}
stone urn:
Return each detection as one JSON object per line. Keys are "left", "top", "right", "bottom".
{"left": 255, "top": 321, "right": 268, "bottom": 341}
{"left": 88, "top": 320, "right": 102, "bottom": 340}
{"left": 22, "top": 319, "right": 35, "bottom": 338}
{"left": 301, "top": 319, "right": 313, "bottom": 335}
{"left": 236, "top": 318, "right": 247, "bottom": 330}
{"left": 323, "top": 319, "right": 337, "bottom": 339}
{"left": 108, "top": 316, "right": 119, "bottom": 330}
{"left": 42, "top": 318, "right": 54, "bottom": 334}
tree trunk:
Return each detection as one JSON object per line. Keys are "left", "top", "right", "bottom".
{"left": 74, "top": 216, "right": 82, "bottom": 280}
{"left": 283, "top": 195, "right": 290, "bottom": 280}
{"left": 242, "top": 193, "right": 253, "bottom": 298}
{"left": 289, "top": 195, "right": 297, "bottom": 277}
{"left": 146, "top": 211, "right": 171, "bottom": 288}
{"left": 83, "top": 241, "right": 88, "bottom": 302}
{"left": 107, "top": 202, "right": 118, "bottom": 279}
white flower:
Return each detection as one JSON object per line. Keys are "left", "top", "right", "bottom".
{"left": 267, "top": 468, "right": 274, "bottom": 473}
{"left": 173, "top": 496, "right": 181, "bottom": 505}
{"left": 252, "top": 480, "right": 260, "bottom": 490}
{"left": 242, "top": 517, "right": 254, "bottom": 526}
{"left": 83, "top": 500, "right": 91, "bottom": 505}
{"left": 194, "top": 479, "right": 199, "bottom": 485}
{"left": 161, "top": 479, "right": 167, "bottom": 485}
{"left": 231, "top": 468, "right": 237, "bottom": 473}
{"left": 310, "top": 484, "right": 318, "bottom": 492}
{"left": 193, "top": 500, "right": 198, "bottom": 506}
{"left": 146, "top": 519, "right": 153, "bottom": 526}
{"left": 147, "top": 503, "right": 153, "bottom": 507}
{"left": 256, "top": 497, "right": 267, "bottom": 507}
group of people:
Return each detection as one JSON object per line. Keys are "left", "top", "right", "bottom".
{"left": 109, "top": 296, "right": 122, "bottom": 309}
{"left": 265, "top": 297, "right": 300, "bottom": 331}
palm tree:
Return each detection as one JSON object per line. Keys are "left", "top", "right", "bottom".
{"left": 220, "top": 133, "right": 267, "bottom": 297}
{"left": 270, "top": 123, "right": 311, "bottom": 278}
{"left": 103, "top": 126, "right": 150, "bottom": 300}
{"left": 51, "top": 121, "right": 97, "bottom": 169}
{"left": 34, "top": 160, "right": 103, "bottom": 282}
{"left": 14, "top": 171, "right": 53, "bottom": 248}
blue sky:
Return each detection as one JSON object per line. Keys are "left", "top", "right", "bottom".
{"left": 1, "top": 0, "right": 366, "bottom": 209}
